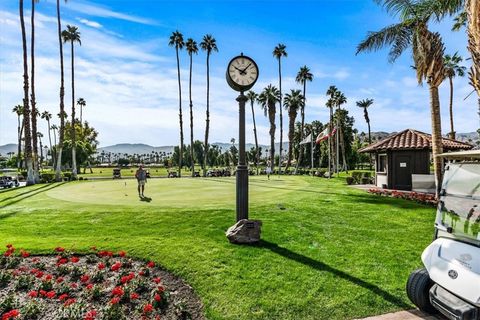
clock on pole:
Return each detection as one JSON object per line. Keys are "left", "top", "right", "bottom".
{"left": 225, "top": 53, "right": 262, "bottom": 244}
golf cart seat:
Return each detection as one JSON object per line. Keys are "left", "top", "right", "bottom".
{"left": 113, "top": 168, "right": 121, "bottom": 179}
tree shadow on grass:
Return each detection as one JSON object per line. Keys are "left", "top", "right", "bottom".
{"left": 257, "top": 239, "right": 410, "bottom": 309}
{"left": 0, "top": 183, "right": 55, "bottom": 204}
{"left": 0, "top": 182, "right": 67, "bottom": 211}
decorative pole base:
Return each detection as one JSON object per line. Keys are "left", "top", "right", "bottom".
{"left": 226, "top": 219, "right": 262, "bottom": 244}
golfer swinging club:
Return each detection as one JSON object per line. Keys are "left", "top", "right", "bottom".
{"left": 135, "top": 165, "right": 147, "bottom": 198}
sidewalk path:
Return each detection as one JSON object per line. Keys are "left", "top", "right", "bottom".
{"left": 357, "top": 310, "right": 444, "bottom": 320}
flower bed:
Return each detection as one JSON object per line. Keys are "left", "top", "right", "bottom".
{"left": 368, "top": 188, "right": 437, "bottom": 206}
{"left": 0, "top": 245, "right": 204, "bottom": 320}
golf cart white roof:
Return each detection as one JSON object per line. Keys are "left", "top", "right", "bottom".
{"left": 437, "top": 150, "right": 480, "bottom": 160}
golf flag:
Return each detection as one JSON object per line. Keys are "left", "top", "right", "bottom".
{"left": 316, "top": 126, "right": 337, "bottom": 144}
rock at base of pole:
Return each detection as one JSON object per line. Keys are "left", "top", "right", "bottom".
{"left": 226, "top": 219, "right": 262, "bottom": 244}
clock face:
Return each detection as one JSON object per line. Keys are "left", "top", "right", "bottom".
{"left": 227, "top": 56, "right": 258, "bottom": 91}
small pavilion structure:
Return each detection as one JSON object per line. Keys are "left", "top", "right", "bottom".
{"left": 359, "top": 129, "right": 473, "bottom": 191}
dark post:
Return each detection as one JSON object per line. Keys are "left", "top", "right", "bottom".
{"left": 236, "top": 92, "right": 248, "bottom": 221}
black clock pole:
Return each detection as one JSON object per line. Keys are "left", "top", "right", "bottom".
{"left": 236, "top": 92, "right": 248, "bottom": 221}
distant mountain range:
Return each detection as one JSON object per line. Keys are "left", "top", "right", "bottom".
{"left": 1, "top": 131, "right": 478, "bottom": 156}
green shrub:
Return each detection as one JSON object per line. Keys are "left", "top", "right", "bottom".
{"left": 346, "top": 177, "right": 355, "bottom": 185}
{"left": 40, "top": 172, "right": 55, "bottom": 183}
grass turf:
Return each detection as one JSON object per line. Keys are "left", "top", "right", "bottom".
{"left": 0, "top": 176, "right": 434, "bottom": 319}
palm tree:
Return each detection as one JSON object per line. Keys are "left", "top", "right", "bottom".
{"left": 19, "top": 0, "right": 34, "bottom": 185}
{"left": 334, "top": 90, "right": 348, "bottom": 173}
{"left": 200, "top": 34, "right": 218, "bottom": 177}
{"left": 246, "top": 90, "right": 260, "bottom": 174}
{"left": 37, "top": 132, "right": 43, "bottom": 169}
{"left": 77, "top": 97, "right": 86, "bottom": 124}
{"left": 466, "top": 0, "right": 480, "bottom": 97}
{"left": 273, "top": 44, "right": 287, "bottom": 173}
{"left": 62, "top": 25, "right": 81, "bottom": 179}
{"left": 51, "top": 124, "right": 58, "bottom": 164}
{"left": 258, "top": 85, "right": 280, "bottom": 172}
{"left": 295, "top": 66, "right": 313, "bottom": 172}
{"left": 12, "top": 105, "right": 24, "bottom": 169}
{"left": 356, "top": 0, "right": 448, "bottom": 197}
{"left": 356, "top": 99, "right": 374, "bottom": 144}
{"left": 186, "top": 38, "right": 198, "bottom": 177}
{"left": 31, "top": 0, "right": 40, "bottom": 181}
{"left": 284, "top": 89, "right": 304, "bottom": 171}
{"left": 169, "top": 30, "right": 185, "bottom": 177}
{"left": 41, "top": 111, "right": 54, "bottom": 168}
{"left": 325, "top": 98, "right": 335, "bottom": 177}
{"left": 443, "top": 53, "right": 466, "bottom": 139}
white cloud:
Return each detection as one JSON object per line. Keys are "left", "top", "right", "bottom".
{"left": 77, "top": 18, "right": 102, "bottom": 29}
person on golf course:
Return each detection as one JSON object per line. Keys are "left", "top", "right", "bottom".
{"left": 135, "top": 165, "right": 147, "bottom": 197}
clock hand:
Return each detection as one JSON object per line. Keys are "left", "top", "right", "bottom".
{"left": 234, "top": 66, "right": 246, "bottom": 75}
{"left": 241, "top": 63, "right": 252, "bottom": 73}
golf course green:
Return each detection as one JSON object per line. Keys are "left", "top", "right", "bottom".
{"left": 0, "top": 176, "right": 435, "bottom": 319}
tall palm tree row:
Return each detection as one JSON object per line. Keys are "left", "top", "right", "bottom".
{"left": 273, "top": 44, "right": 287, "bottom": 173}
{"left": 443, "top": 53, "right": 466, "bottom": 139}
{"left": 334, "top": 90, "right": 348, "bottom": 173}
{"left": 326, "top": 86, "right": 339, "bottom": 174}
{"left": 246, "top": 90, "right": 260, "bottom": 174}
{"left": 30, "top": 0, "right": 40, "bottom": 182}
{"left": 200, "top": 34, "right": 218, "bottom": 177}
{"left": 258, "top": 85, "right": 280, "bottom": 172}
{"left": 55, "top": 0, "right": 67, "bottom": 182}
{"left": 186, "top": 38, "right": 198, "bottom": 177}
{"left": 325, "top": 98, "right": 335, "bottom": 177}
{"left": 283, "top": 89, "right": 304, "bottom": 171}
{"left": 168, "top": 31, "right": 185, "bottom": 177}
{"left": 294, "top": 66, "right": 313, "bottom": 172}
{"left": 357, "top": 0, "right": 448, "bottom": 197}
{"left": 19, "top": 0, "right": 34, "bottom": 185}
{"left": 12, "top": 105, "right": 24, "bottom": 169}
{"left": 62, "top": 25, "right": 81, "bottom": 179}
{"left": 41, "top": 111, "right": 54, "bottom": 168}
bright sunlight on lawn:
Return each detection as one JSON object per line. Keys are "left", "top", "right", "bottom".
{"left": 0, "top": 176, "right": 435, "bottom": 319}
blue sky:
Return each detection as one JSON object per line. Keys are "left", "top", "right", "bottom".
{"left": 0, "top": 0, "right": 477, "bottom": 147}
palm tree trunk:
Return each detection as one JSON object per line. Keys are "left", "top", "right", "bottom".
{"left": 250, "top": 100, "right": 260, "bottom": 175}
{"left": 269, "top": 106, "right": 276, "bottom": 173}
{"left": 80, "top": 105, "right": 82, "bottom": 124}
{"left": 70, "top": 41, "right": 77, "bottom": 179}
{"left": 175, "top": 46, "right": 184, "bottom": 178}
{"left": 430, "top": 85, "right": 444, "bottom": 198}
{"left": 203, "top": 52, "right": 211, "bottom": 177}
{"left": 328, "top": 106, "right": 333, "bottom": 178}
{"left": 295, "top": 83, "right": 306, "bottom": 173}
{"left": 17, "top": 115, "right": 22, "bottom": 169}
{"left": 367, "top": 117, "right": 372, "bottom": 170}
{"left": 286, "top": 111, "right": 295, "bottom": 171}
{"left": 55, "top": 0, "right": 65, "bottom": 182}
{"left": 278, "top": 58, "right": 283, "bottom": 174}
{"left": 466, "top": 0, "right": 480, "bottom": 96}
{"left": 31, "top": 0, "right": 39, "bottom": 181}
{"left": 336, "top": 106, "right": 340, "bottom": 175}
{"left": 448, "top": 76, "right": 455, "bottom": 139}
{"left": 189, "top": 53, "right": 194, "bottom": 177}
{"left": 20, "top": 0, "right": 34, "bottom": 185}
{"left": 47, "top": 119, "right": 53, "bottom": 167}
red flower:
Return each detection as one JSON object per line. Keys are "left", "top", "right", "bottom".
{"left": 154, "top": 293, "right": 161, "bottom": 302}
{"left": 98, "top": 250, "right": 113, "bottom": 257}
{"left": 86, "top": 284, "right": 94, "bottom": 290}
{"left": 6, "top": 244, "right": 13, "bottom": 249}
{"left": 111, "top": 286, "right": 124, "bottom": 296}
{"left": 44, "top": 274, "right": 53, "bottom": 281}
{"left": 39, "top": 290, "right": 47, "bottom": 297}
{"left": 110, "top": 297, "right": 120, "bottom": 305}
{"left": 1, "top": 309, "right": 20, "bottom": 320}
{"left": 70, "top": 283, "right": 78, "bottom": 289}
{"left": 139, "top": 271, "right": 145, "bottom": 276}
{"left": 84, "top": 310, "right": 97, "bottom": 320}
{"left": 27, "top": 291, "right": 38, "bottom": 298}
{"left": 157, "top": 285, "right": 165, "bottom": 292}
{"left": 110, "top": 262, "right": 122, "bottom": 272}
{"left": 80, "top": 275, "right": 90, "bottom": 283}
{"left": 143, "top": 303, "right": 153, "bottom": 313}
{"left": 20, "top": 250, "right": 30, "bottom": 258}
{"left": 153, "top": 277, "right": 161, "bottom": 284}
{"left": 97, "top": 262, "right": 105, "bottom": 270}
{"left": 130, "top": 292, "right": 139, "bottom": 300}
{"left": 56, "top": 277, "right": 64, "bottom": 284}
{"left": 56, "top": 258, "right": 68, "bottom": 266}
{"left": 35, "top": 271, "right": 44, "bottom": 279}
{"left": 55, "top": 247, "right": 65, "bottom": 252}
{"left": 146, "top": 261, "right": 155, "bottom": 268}
{"left": 58, "top": 294, "right": 69, "bottom": 301}
{"left": 118, "top": 251, "right": 126, "bottom": 257}
{"left": 46, "top": 291, "right": 56, "bottom": 299}
{"left": 120, "top": 276, "right": 130, "bottom": 284}
{"left": 71, "top": 257, "right": 80, "bottom": 263}
{"left": 90, "top": 246, "right": 97, "bottom": 251}
{"left": 64, "top": 298, "right": 76, "bottom": 307}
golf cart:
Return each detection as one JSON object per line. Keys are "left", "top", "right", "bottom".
{"left": 113, "top": 168, "right": 121, "bottom": 179}
{"left": 406, "top": 150, "right": 480, "bottom": 320}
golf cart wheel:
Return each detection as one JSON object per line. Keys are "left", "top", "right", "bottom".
{"left": 406, "top": 268, "right": 437, "bottom": 313}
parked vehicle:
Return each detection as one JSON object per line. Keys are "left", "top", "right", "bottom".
{"left": 406, "top": 150, "right": 480, "bottom": 319}
{"left": 0, "top": 176, "right": 18, "bottom": 189}
{"left": 113, "top": 168, "right": 121, "bottom": 179}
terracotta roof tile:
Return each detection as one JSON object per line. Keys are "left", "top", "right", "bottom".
{"left": 359, "top": 129, "right": 473, "bottom": 153}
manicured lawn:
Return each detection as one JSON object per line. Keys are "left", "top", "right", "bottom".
{"left": 0, "top": 176, "right": 435, "bottom": 319}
